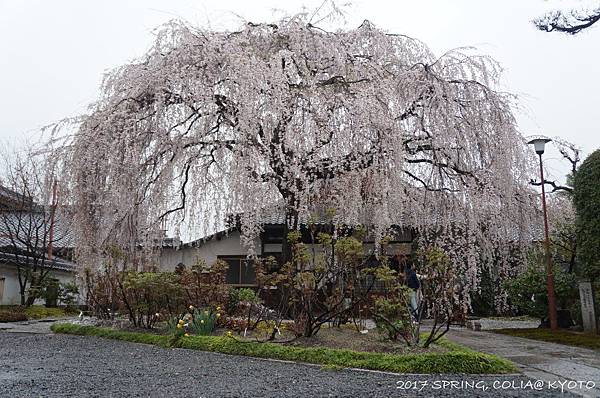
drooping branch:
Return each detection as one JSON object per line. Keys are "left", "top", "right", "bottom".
{"left": 534, "top": 6, "right": 600, "bottom": 34}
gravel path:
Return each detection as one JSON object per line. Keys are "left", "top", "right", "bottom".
{"left": 0, "top": 333, "right": 579, "bottom": 397}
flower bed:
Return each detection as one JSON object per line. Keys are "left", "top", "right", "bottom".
{"left": 51, "top": 323, "right": 517, "bottom": 374}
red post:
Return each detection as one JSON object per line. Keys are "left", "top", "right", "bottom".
{"left": 539, "top": 154, "right": 558, "bottom": 331}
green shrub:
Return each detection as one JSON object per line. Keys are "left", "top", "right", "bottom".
{"left": 416, "top": 246, "right": 460, "bottom": 347}
{"left": 237, "top": 288, "right": 258, "bottom": 303}
{"left": 573, "top": 149, "right": 600, "bottom": 279}
{"left": 505, "top": 262, "right": 578, "bottom": 319}
{"left": 121, "top": 271, "right": 185, "bottom": 328}
{"left": 58, "top": 282, "right": 80, "bottom": 308}
{"left": 39, "top": 279, "right": 79, "bottom": 309}
{"left": 373, "top": 291, "right": 411, "bottom": 341}
{"left": 179, "top": 259, "right": 230, "bottom": 309}
{"left": 275, "top": 227, "right": 393, "bottom": 338}
{"left": 226, "top": 289, "right": 241, "bottom": 314}
{"left": 51, "top": 323, "right": 516, "bottom": 374}
{"left": 84, "top": 257, "right": 229, "bottom": 325}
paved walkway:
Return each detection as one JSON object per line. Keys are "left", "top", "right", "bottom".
{"left": 447, "top": 328, "right": 600, "bottom": 398}
{"left": 0, "top": 318, "right": 76, "bottom": 334}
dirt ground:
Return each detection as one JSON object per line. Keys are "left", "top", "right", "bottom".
{"left": 232, "top": 323, "right": 445, "bottom": 354}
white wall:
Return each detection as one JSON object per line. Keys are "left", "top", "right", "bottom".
{"left": 159, "top": 231, "right": 262, "bottom": 271}
{"left": 0, "top": 263, "right": 77, "bottom": 305}
{"left": 158, "top": 232, "right": 413, "bottom": 272}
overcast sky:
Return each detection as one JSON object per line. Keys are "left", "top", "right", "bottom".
{"left": 0, "top": 0, "right": 598, "bottom": 181}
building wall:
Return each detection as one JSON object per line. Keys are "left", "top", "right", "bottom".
{"left": 0, "top": 263, "right": 76, "bottom": 305}
{"left": 159, "top": 231, "right": 413, "bottom": 272}
{"left": 159, "top": 231, "right": 262, "bottom": 271}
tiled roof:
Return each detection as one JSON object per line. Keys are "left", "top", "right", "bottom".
{"left": 183, "top": 202, "right": 414, "bottom": 247}
{"left": 0, "top": 185, "right": 34, "bottom": 209}
{"left": 182, "top": 200, "right": 541, "bottom": 247}
{"left": 0, "top": 210, "right": 76, "bottom": 250}
{"left": 0, "top": 250, "right": 76, "bottom": 272}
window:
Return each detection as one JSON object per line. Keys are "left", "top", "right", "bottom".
{"left": 219, "top": 256, "right": 256, "bottom": 286}
{"left": 262, "top": 225, "right": 284, "bottom": 244}
{"left": 0, "top": 277, "right": 4, "bottom": 301}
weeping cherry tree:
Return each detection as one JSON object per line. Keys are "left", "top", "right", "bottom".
{"left": 60, "top": 11, "right": 540, "bottom": 311}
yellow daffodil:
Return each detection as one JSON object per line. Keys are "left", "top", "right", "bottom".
{"left": 216, "top": 306, "right": 221, "bottom": 311}
{"left": 176, "top": 324, "right": 182, "bottom": 329}
{"left": 178, "top": 319, "right": 184, "bottom": 325}
{"left": 226, "top": 331, "right": 233, "bottom": 337}
{"left": 184, "top": 333, "right": 190, "bottom": 337}
{"left": 200, "top": 319, "right": 204, "bottom": 324}
{"left": 216, "top": 313, "right": 221, "bottom": 318}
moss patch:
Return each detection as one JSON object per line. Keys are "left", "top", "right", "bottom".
{"left": 24, "top": 306, "right": 68, "bottom": 320}
{"left": 0, "top": 305, "right": 67, "bottom": 322}
{"left": 494, "top": 328, "right": 600, "bottom": 351}
{"left": 51, "top": 323, "right": 517, "bottom": 374}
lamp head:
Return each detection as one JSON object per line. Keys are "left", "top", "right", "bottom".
{"left": 527, "top": 138, "right": 552, "bottom": 155}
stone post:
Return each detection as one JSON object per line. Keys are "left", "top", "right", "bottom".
{"left": 578, "top": 280, "right": 597, "bottom": 334}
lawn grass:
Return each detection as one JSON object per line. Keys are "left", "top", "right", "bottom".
{"left": 51, "top": 323, "right": 517, "bottom": 374}
{"left": 494, "top": 328, "right": 600, "bottom": 351}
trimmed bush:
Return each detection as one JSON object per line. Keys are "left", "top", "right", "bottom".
{"left": 51, "top": 323, "right": 516, "bottom": 374}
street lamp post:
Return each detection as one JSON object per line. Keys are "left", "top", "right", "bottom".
{"left": 528, "top": 138, "right": 558, "bottom": 331}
